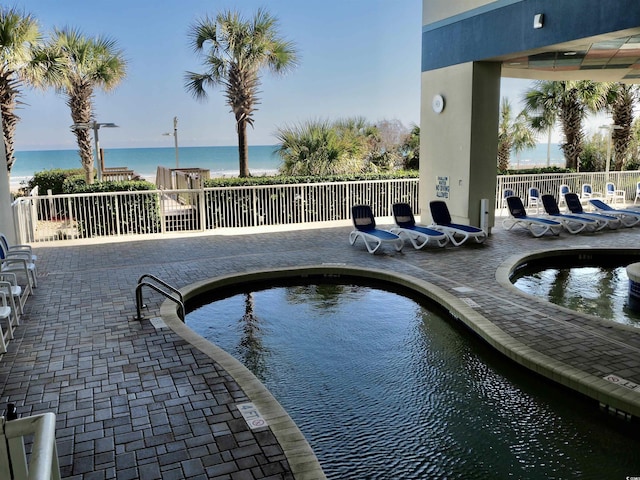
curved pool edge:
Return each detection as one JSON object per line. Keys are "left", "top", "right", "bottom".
{"left": 161, "top": 263, "right": 640, "bottom": 478}
{"left": 496, "top": 247, "right": 640, "bottom": 417}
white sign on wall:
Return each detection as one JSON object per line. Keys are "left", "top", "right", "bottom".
{"left": 436, "top": 176, "right": 450, "bottom": 198}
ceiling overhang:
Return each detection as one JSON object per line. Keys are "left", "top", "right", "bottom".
{"left": 495, "top": 29, "right": 640, "bottom": 83}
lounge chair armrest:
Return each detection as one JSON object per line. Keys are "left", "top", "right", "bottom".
{"left": 3, "top": 251, "right": 31, "bottom": 261}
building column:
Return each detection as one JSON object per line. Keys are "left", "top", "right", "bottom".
{"left": 419, "top": 61, "right": 501, "bottom": 231}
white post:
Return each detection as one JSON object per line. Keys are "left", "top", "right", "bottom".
{"left": 173, "top": 116, "right": 179, "bottom": 168}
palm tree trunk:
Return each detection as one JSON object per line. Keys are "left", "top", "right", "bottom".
{"left": 237, "top": 119, "right": 250, "bottom": 177}
{"left": 73, "top": 127, "right": 94, "bottom": 184}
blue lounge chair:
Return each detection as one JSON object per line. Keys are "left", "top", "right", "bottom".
{"left": 564, "top": 193, "right": 620, "bottom": 230}
{"left": 428, "top": 201, "right": 487, "bottom": 246}
{"left": 502, "top": 195, "right": 562, "bottom": 237}
{"left": 540, "top": 194, "right": 598, "bottom": 234}
{"left": 349, "top": 205, "right": 404, "bottom": 254}
{"left": 588, "top": 199, "right": 640, "bottom": 227}
{"left": 390, "top": 203, "right": 448, "bottom": 249}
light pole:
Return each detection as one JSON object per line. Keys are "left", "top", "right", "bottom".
{"left": 599, "top": 124, "right": 623, "bottom": 181}
{"left": 71, "top": 121, "right": 119, "bottom": 182}
{"left": 162, "top": 116, "right": 179, "bottom": 168}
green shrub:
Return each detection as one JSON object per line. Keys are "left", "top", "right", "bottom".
{"left": 28, "top": 168, "right": 84, "bottom": 194}
{"left": 203, "top": 170, "right": 418, "bottom": 188}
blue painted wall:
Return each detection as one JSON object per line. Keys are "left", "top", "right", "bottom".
{"left": 422, "top": 0, "right": 640, "bottom": 71}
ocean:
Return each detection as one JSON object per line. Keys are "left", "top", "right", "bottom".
{"left": 10, "top": 145, "right": 282, "bottom": 189}
{"left": 9, "top": 142, "right": 565, "bottom": 190}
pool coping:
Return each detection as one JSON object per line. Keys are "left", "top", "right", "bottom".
{"left": 161, "top": 262, "right": 640, "bottom": 479}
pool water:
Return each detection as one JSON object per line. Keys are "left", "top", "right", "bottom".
{"left": 187, "top": 282, "right": 640, "bottom": 479}
{"left": 513, "top": 265, "right": 640, "bottom": 327}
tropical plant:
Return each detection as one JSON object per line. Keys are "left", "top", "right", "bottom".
{"left": 38, "top": 28, "right": 127, "bottom": 184}
{"left": 185, "top": 8, "right": 298, "bottom": 177}
{"left": 400, "top": 124, "right": 420, "bottom": 170}
{"left": 0, "top": 7, "right": 44, "bottom": 171}
{"left": 523, "top": 80, "right": 607, "bottom": 170}
{"left": 604, "top": 82, "right": 638, "bottom": 170}
{"left": 497, "top": 97, "right": 536, "bottom": 171}
{"left": 275, "top": 117, "right": 385, "bottom": 176}
{"left": 578, "top": 132, "right": 607, "bottom": 172}
{"left": 627, "top": 117, "right": 640, "bottom": 170}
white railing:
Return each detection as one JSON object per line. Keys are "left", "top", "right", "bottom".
{"left": 13, "top": 172, "right": 640, "bottom": 243}
{"left": 495, "top": 170, "right": 640, "bottom": 210}
{"left": 0, "top": 412, "right": 61, "bottom": 480}
{"left": 12, "top": 179, "right": 419, "bottom": 243}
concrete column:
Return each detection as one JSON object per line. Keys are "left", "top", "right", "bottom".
{"left": 419, "top": 61, "right": 500, "bottom": 230}
{"left": 0, "top": 111, "right": 16, "bottom": 244}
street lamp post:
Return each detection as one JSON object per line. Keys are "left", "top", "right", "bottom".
{"left": 599, "top": 124, "right": 623, "bottom": 181}
{"left": 71, "top": 121, "right": 119, "bottom": 182}
{"left": 162, "top": 116, "right": 180, "bottom": 168}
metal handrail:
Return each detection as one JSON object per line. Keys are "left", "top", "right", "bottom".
{"left": 135, "top": 274, "right": 184, "bottom": 321}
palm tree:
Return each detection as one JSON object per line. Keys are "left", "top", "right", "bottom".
{"left": 523, "top": 80, "right": 607, "bottom": 170}
{"left": 497, "top": 97, "right": 536, "bottom": 171}
{"left": 41, "top": 28, "right": 127, "bottom": 184}
{"left": 0, "top": 7, "right": 43, "bottom": 172}
{"left": 275, "top": 117, "right": 376, "bottom": 176}
{"left": 185, "top": 8, "right": 298, "bottom": 177}
{"left": 605, "top": 83, "right": 638, "bottom": 170}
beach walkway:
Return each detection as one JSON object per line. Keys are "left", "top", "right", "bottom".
{"left": 1, "top": 219, "right": 640, "bottom": 479}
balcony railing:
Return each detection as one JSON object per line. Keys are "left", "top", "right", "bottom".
{"left": 11, "top": 172, "right": 640, "bottom": 244}
{"left": 12, "top": 179, "right": 420, "bottom": 243}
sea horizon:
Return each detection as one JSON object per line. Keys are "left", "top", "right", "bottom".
{"left": 9, "top": 142, "right": 565, "bottom": 190}
{"left": 11, "top": 144, "right": 282, "bottom": 189}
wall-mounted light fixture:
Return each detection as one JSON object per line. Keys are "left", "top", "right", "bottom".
{"left": 533, "top": 13, "right": 544, "bottom": 29}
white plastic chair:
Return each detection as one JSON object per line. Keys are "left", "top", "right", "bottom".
{"left": 634, "top": 181, "right": 640, "bottom": 205}
{"left": 0, "top": 243, "right": 37, "bottom": 293}
{"left": 527, "top": 187, "right": 541, "bottom": 213}
{"left": 0, "top": 233, "right": 37, "bottom": 263}
{"left": 558, "top": 184, "right": 570, "bottom": 207}
{"left": 0, "top": 292, "right": 14, "bottom": 353}
{"left": 581, "top": 183, "right": 601, "bottom": 200}
{"left": 0, "top": 273, "right": 24, "bottom": 323}
{"left": 605, "top": 182, "right": 625, "bottom": 204}
{"left": 502, "top": 188, "right": 515, "bottom": 213}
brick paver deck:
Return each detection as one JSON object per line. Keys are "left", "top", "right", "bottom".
{"left": 2, "top": 218, "right": 640, "bottom": 479}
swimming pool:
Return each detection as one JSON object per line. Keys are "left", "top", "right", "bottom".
{"left": 510, "top": 250, "right": 640, "bottom": 327}
{"left": 186, "top": 276, "right": 640, "bottom": 479}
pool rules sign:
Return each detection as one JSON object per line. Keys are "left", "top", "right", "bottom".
{"left": 436, "top": 176, "right": 449, "bottom": 199}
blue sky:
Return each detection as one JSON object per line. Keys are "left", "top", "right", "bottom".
{"left": 13, "top": 0, "right": 537, "bottom": 151}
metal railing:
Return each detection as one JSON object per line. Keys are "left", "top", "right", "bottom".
{"left": 135, "top": 274, "right": 184, "bottom": 321}
{"left": 12, "top": 178, "right": 419, "bottom": 243}
{"left": 0, "top": 410, "right": 61, "bottom": 480}
{"left": 495, "top": 170, "right": 640, "bottom": 210}
{"left": 12, "top": 172, "right": 640, "bottom": 244}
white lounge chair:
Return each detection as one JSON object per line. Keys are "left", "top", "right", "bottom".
{"left": 390, "top": 203, "right": 448, "bottom": 249}
{"left": 429, "top": 201, "right": 487, "bottom": 246}
{"left": 589, "top": 199, "right": 640, "bottom": 227}
{"left": 502, "top": 195, "right": 562, "bottom": 237}
{"left": 540, "top": 194, "right": 598, "bottom": 234}
{"left": 564, "top": 193, "right": 620, "bottom": 230}
{"left": 349, "top": 205, "right": 404, "bottom": 254}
